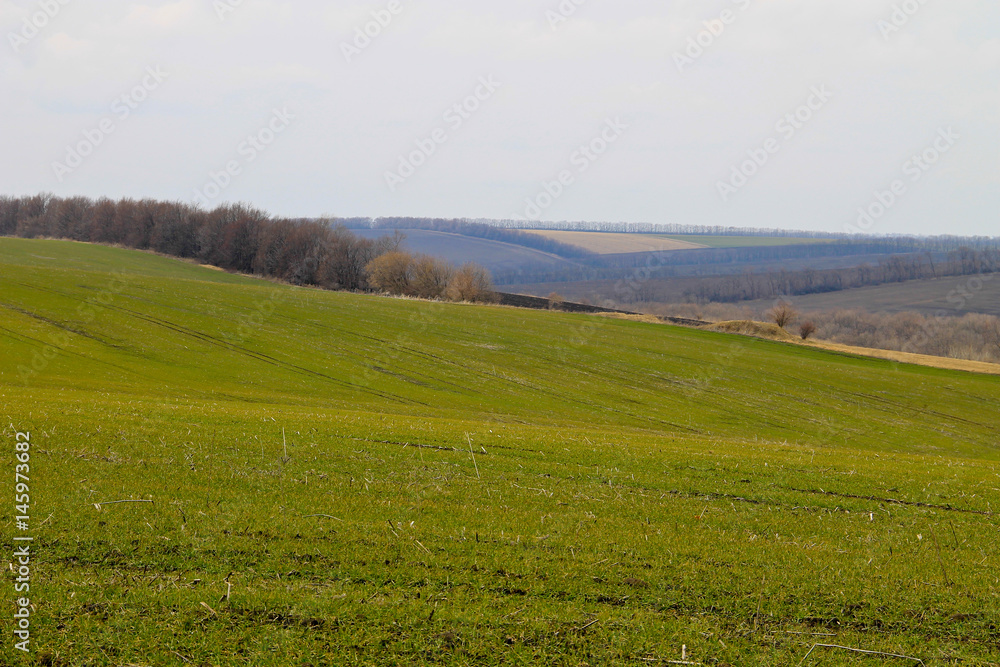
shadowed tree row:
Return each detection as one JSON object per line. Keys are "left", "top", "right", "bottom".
{"left": 0, "top": 194, "right": 496, "bottom": 302}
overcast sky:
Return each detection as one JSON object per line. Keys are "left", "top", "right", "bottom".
{"left": 1, "top": 0, "right": 997, "bottom": 235}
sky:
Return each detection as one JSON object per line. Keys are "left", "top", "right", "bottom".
{"left": 1, "top": 0, "right": 998, "bottom": 236}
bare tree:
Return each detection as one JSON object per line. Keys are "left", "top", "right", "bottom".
{"left": 0, "top": 196, "right": 18, "bottom": 235}
{"left": 799, "top": 321, "right": 817, "bottom": 340}
{"left": 410, "top": 255, "right": 453, "bottom": 299}
{"left": 984, "top": 317, "right": 1000, "bottom": 358}
{"left": 768, "top": 301, "right": 798, "bottom": 329}
{"left": 366, "top": 251, "right": 414, "bottom": 296}
{"left": 548, "top": 292, "right": 565, "bottom": 310}
{"left": 446, "top": 263, "right": 498, "bottom": 303}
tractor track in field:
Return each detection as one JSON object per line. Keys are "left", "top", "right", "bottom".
{"left": 0, "top": 320, "right": 156, "bottom": 382}
{"left": 335, "top": 322, "right": 706, "bottom": 434}
{"left": 341, "top": 434, "right": 540, "bottom": 457}
{"left": 98, "top": 302, "right": 424, "bottom": 407}
{"left": 767, "top": 366, "right": 988, "bottom": 428}
{"left": 783, "top": 486, "right": 995, "bottom": 516}
{"left": 3, "top": 279, "right": 416, "bottom": 404}
{"left": 841, "top": 388, "right": 991, "bottom": 429}
{"left": 0, "top": 301, "right": 128, "bottom": 349}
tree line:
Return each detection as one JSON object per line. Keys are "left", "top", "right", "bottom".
{"left": 654, "top": 301, "right": 1000, "bottom": 365}
{"left": 0, "top": 194, "right": 495, "bottom": 301}
{"left": 335, "top": 215, "right": 1000, "bottom": 246}
{"left": 686, "top": 249, "right": 1000, "bottom": 303}
{"left": 491, "top": 240, "right": 998, "bottom": 286}
{"left": 366, "top": 252, "right": 498, "bottom": 303}
{"left": 369, "top": 217, "right": 594, "bottom": 259}
{"left": 333, "top": 216, "right": 594, "bottom": 258}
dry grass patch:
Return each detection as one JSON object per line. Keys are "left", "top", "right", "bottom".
{"left": 806, "top": 339, "right": 1000, "bottom": 376}
{"left": 702, "top": 320, "right": 798, "bottom": 341}
{"left": 524, "top": 230, "right": 707, "bottom": 254}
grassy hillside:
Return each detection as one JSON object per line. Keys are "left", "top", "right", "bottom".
{"left": 2, "top": 238, "right": 999, "bottom": 665}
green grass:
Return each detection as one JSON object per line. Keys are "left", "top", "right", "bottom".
{"left": 2, "top": 237, "right": 999, "bottom": 666}
{"left": 656, "top": 235, "right": 832, "bottom": 248}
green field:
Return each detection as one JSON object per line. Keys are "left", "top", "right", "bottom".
{"left": 656, "top": 235, "right": 830, "bottom": 248}
{"left": 2, "top": 238, "right": 999, "bottom": 665}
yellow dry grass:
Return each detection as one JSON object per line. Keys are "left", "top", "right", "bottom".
{"left": 600, "top": 314, "right": 1000, "bottom": 376}
{"left": 526, "top": 230, "right": 706, "bottom": 254}
{"left": 595, "top": 313, "right": 666, "bottom": 325}
{"left": 804, "top": 340, "right": 1000, "bottom": 376}
{"left": 702, "top": 320, "right": 798, "bottom": 341}
{"left": 703, "top": 320, "right": 1000, "bottom": 375}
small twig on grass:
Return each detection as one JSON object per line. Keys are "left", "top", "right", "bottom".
{"left": 304, "top": 514, "right": 344, "bottom": 522}
{"left": 466, "top": 433, "right": 480, "bottom": 479}
{"left": 92, "top": 499, "right": 153, "bottom": 510}
{"left": 200, "top": 601, "right": 217, "bottom": 616}
{"left": 219, "top": 572, "right": 233, "bottom": 604}
{"left": 501, "top": 606, "right": 526, "bottom": 620}
{"left": 575, "top": 618, "right": 600, "bottom": 632}
{"left": 753, "top": 575, "right": 765, "bottom": 633}
{"left": 282, "top": 427, "right": 289, "bottom": 463}
{"left": 797, "top": 644, "right": 925, "bottom": 666}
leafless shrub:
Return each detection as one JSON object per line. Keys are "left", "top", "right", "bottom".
{"left": 446, "top": 263, "right": 498, "bottom": 303}
{"left": 799, "top": 321, "right": 817, "bottom": 340}
{"left": 366, "top": 251, "right": 414, "bottom": 296}
{"left": 768, "top": 301, "right": 798, "bottom": 329}
{"left": 649, "top": 301, "right": 1000, "bottom": 364}
{"left": 411, "top": 255, "right": 453, "bottom": 299}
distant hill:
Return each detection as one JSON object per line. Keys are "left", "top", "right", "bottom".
{"left": 353, "top": 228, "right": 583, "bottom": 273}
{"left": 742, "top": 274, "right": 1000, "bottom": 317}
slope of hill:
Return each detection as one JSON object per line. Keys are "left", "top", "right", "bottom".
{"left": 522, "top": 231, "right": 828, "bottom": 253}
{"left": 657, "top": 234, "right": 833, "bottom": 248}
{"left": 524, "top": 230, "right": 707, "bottom": 254}
{"left": 353, "top": 228, "right": 581, "bottom": 273}
{"left": 2, "top": 238, "right": 999, "bottom": 665}
{"left": 742, "top": 273, "right": 1000, "bottom": 317}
